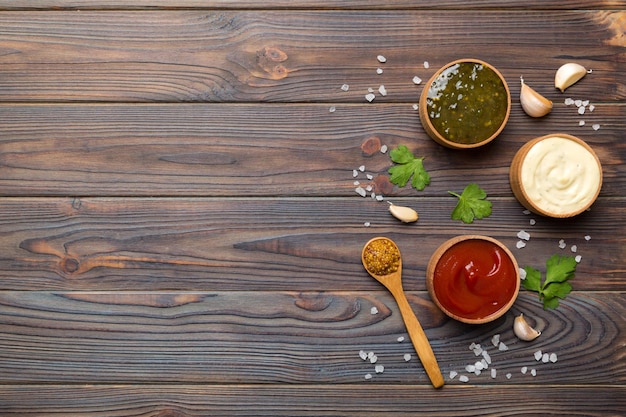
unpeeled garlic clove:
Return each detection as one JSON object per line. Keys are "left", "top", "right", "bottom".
{"left": 520, "top": 76, "right": 553, "bottom": 117}
{"left": 555, "top": 63, "right": 587, "bottom": 92}
{"left": 388, "top": 202, "right": 418, "bottom": 223}
{"left": 513, "top": 313, "right": 541, "bottom": 341}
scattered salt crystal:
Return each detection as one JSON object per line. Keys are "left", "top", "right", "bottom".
{"left": 355, "top": 187, "right": 367, "bottom": 197}
{"left": 353, "top": 181, "right": 360, "bottom": 186}
{"left": 475, "top": 361, "right": 484, "bottom": 371}
{"left": 380, "top": 144, "right": 388, "bottom": 153}
{"left": 359, "top": 165, "right": 365, "bottom": 172}
{"left": 582, "top": 100, "right": 590, "bottom": 106}
{"left": 341, "top": 84, "right": 349, "bottom": 91}
{"left": 459, "top": 375, "right": 469, "bottom": 383}
{"left": 517, "top": 230, "right": 531, "bottom": 241}
{"left": 370, "top": 306, "right": 378, "bottom": 315}
{"left": 534, "top": 350, "right": 543, "bottom": 361}
{"left": 329, "top": 106, "right": 336, "bottom": 113}
{"left": 473, "top": 345, "right": 483, "bottom": 356}
{"left": 482, "top": 350, "right": 491, "bottom": 364}
{"left": 559, "top": 239, "right": 567, "bottom": 249}
{"left": 521, "top": 366, "right": 528, "bottom": 374}
{"left": 530, "top": 219, "right": 536, "bottom": 226}
{"left": 374, "top": 364, "right": 384, "bottom": 374}
{"left": 542, "top": 353, "right": 550, "bottom": 363}
{"left": 491, "top": 368, "right": 497, "bottom": 379}
{"left": 412, "top": 76, "right": 422, "bottom": 85}
{"left": 516, "top": 240, "right": 526, "bottom": 249}
{"left": 404, "top": 353, "right": 411, "bottom": 362}
{"left": 571, "top": 245, "right": 578, "bottom": 253}
{"left": 449, "top": 370, "right": 458, "bottom": 379}
{"left": 519, "top": 268, "right": 527, "bottom": 280}
{"left": 370, "top": 192, "right": 376, "bottom": 199}
{"left": 367, "top": 351, "right": 375, "bottom": 359}
{"left": 412, "top": 104, "right": 419, "bottom": 110}
{"left": 363, "top": 222, "right": 371, "bottom": 227}
{"left": 376, "top": 68, "right": 383, "bottom": 75}
{"left": 584, "top": 235, "right": 591, "bottom": 241}
{"left": 579, "top": 120, "right": 586, "bottom": 126}
{"left": 370, "top": 355, "right": 378, "bottom": 364}
{"left": 574, "top": 99, "right": 583, "bottom": 107}
{"left": 352, "top": 169, "right": 358, "bottom": 178}
{"left": 359, "top": 350, "right": 368, "bottom": 360}
{"left": 498, "top": 342, "right": 508, "bottom": 351}
{"left": 466, "top": 364, "right": 476, "bottom": 373}
{"left": 592, "top": 124, "right": 600, "bottom": 130}
{"left": 423, "top": 61, "right": 430, "bottom": 69}
{"left": 531, "top": 368, "right": 537, "bottom": 376}
{"left": 366, "top": 174, "right": 373, "bottom": 180}
{"left": 375, "top": 195, "right": 384, "bottom": 202}
{"left": 378, "top": 85, "right": 387, "bottom": 96}
{"left": 365, "top": 93, "right": 376, "bottom": 102}
{"left": 469, "top": 342, "right": 477, "bottom": 350}
{"left": 397, "top": 336, "right": 405, "bottom": 343}
{"left": 564, "top": 98, "right": 574, "bottom": 106}
{"left": 589, "top": 104, "right": 595, "bottom": 112}
{"left": 377, "top": 55, "right": 386, "bottom": 63}
{"left": 474, "top": 369, "right": 481, "bottom": 376}
{"left": 506, "top": 373, "right": 512, "bottom": 379}
{"left": 365, "top": 184, "right": 372, "bottom": 191}
{"left": 523, "top": 209, "right": 531, "bottom": 215}
{"left": 575, "top": 255, "right": 582, "bottom": 263}
{"left": 368, "top": 87, "right": 375, "bottom": 93}
{"left": 364, "top": 373, "right": 372, "bottom": 380}
{"left": 491, "top": 334, "right": 500, "bottom": 348}
{"left": 550, "top": 353, "right": 558, "bottom": 363}
{"left": 578, "top": 106, "right": 586, "bottom": 115}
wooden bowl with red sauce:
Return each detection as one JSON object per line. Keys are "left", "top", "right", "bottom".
{"left": 426, "top": 235, "right": 520, "bottom": 324}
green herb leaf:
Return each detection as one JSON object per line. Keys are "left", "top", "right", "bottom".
{"left": 388, "top": 145, "right": 431, "bottom": 191}
{"left": 448, "top": 183, "right": 492, "bottom": 224}
{"left": 522, "top": 254, "right": 578, "bottom": 310}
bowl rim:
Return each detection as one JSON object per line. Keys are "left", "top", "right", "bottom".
{"left": 509, "top": 133, "right": 603, "bottom": 218}
{"left": 426, "top": 234, "right": 520, "bottom": 324}
{"left": 418, "top": 58, "right": 511, "bottom": 149}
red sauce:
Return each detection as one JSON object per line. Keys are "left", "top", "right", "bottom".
{"left": 433, "top": 239, "right": 517, "bottom": 320}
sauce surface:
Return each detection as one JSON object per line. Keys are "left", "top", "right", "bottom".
{"left": 433, "top": 239, "right": 517, "bottom": 320}
{"left": 426, "top": 62, "right": 508, "bottom": 144}
{"left": 520, "top": 136, "right": 601, "bottom": 215}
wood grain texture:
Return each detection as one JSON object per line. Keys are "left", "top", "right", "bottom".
{"left": 0, "top": 197, "right": 623, "bottom": 291}
{"left": 0, "top": 291, "right": 623, "bottom": 385}
{"left": 1, "top": 104, "right": 624, "bottom": 197}
{"left": 0, "top": 11, "right": 624, "bottom": 103}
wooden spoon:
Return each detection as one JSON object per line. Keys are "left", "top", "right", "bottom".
{"left": 362, "top": 237, "right": 444, "bottom": 388}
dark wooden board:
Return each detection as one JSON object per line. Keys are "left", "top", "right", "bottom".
{"left": 0, "top": 291, "right": 623, "bottom": 385}
{"left": 0, "top": 11, "right": 623, "bottom": 103}
{"left": 0, "top": 197, "right": 623, "bottom": 291}
{"left": 1, "top": 104, "right": 624, "bottom": 197}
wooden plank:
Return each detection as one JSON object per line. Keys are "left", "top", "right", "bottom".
{"left": 0, "top": 197, "right": 623, "bottom": 291}
{"left": 0, "top": 291, "right": 623, "bottom": 384}
{"left": 0, "top": 0, "right": 624, "bottom": 10}
{"left": 1, "top": 104, "right": 623, "bottom": 197}
{"left": 0, "top": 11, "right": 623, "bottom": 103}
{"left": 0, "top": 384, "right": 624, "bottom": 416}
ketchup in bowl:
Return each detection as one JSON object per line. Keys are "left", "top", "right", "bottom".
{"left": 427, "top": 235, "right": 520, "bottom": 324}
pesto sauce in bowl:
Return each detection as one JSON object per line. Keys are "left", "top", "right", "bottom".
{"left": 425, "top": 62, "right": 509, "bottom": 145}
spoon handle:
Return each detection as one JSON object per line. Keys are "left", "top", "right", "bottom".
{"left": 392, "top": 289, "right": 444, "bottom": 388}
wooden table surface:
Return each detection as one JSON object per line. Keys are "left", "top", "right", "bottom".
{"left": 1, "top": 1, "right": 625, "bottom": 416}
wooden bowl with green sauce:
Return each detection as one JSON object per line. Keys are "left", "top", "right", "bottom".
{"left": 419, "top": 59, "right": 511, "bottom": 149}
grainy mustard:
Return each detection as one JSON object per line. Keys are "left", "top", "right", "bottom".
{"left": 363, "top": 238, "right": 400, "bottom": 275}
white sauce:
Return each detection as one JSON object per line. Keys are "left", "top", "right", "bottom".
{"left": 520, "top": 136, "right": 601, "bottom": 215}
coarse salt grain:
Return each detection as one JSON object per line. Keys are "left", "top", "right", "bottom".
{"left": 542, "top": 353, "right": 550, "bottom": 363}
{"left": 517, "top": 230, "right": 531, "bottom": 241}
{"left": 574, "top": 99, "right": 583, "bottom": 107}
{"left": 412, "top": 76, "right": 422, "bottom": 85}
{"left": 523, "top": 209, "right": 531, "bottom": 215}
{"left": 449, "top": 370, "right": 458, "bottom": 379}
{"left": 521, "top": 366, "right": 528, "bottom": 374}
{"left": 366, "top": 174, "right": 373, "bottom": 180}
{"left": 370, "top": 306, "right": 378, "bottom": 315}
{"left": 579, "top": 120, "right": 586, "bottom": 126}
{"left": 482, "top": 350, "right": 491, "bottom": 364}
{"left": 534, "top": 350, "right": 543, "bottom": 361}
{"left": 366, "top": 185, "right": 373, "bottom": 192}
{"left": 380, "top": 145, "right": 388, "bottom": 153}
{"left": 367, "top": 351, "right": 375, "bottom": 359}
{"left": 365, "top": 93, "right": 376, "bottom": 102}
{"left": 498, "top": 342, "right": 508, "bottom": 351}
{"left": 564, "top": 98, "right": 574, "bottom": 106}
{"left": 516, "top": 240, "right": 526, "bottom": 249}
{"left": 352, "top": 169, "right": 358, "bottom": 178}
{"left": 364, "top": 373, "right": 372, "bottom": 380}
{"left": 404, "top": 353, "right": 411, "bottom": 362}
{"left": 359, "top": 165, "right": 365, "bottom": 172}
{"left": 459, "top": 375, "right": 469, "bottom": 383}
{"left": 377, "top": 55, "right": 386, "bottom": 63}
{"left": 571, "top": 245, "right": 578, "bottom": 253}
{"left": 530, "top": 219, "right": 536, "bottom": 226}
{"left": 375, "top": 195, "right": 384, "bottom": 202}
{"left": 370, "top": 355, "right": 378, "bottom": 364}
{"left": 397, "top": 336, "right": 405, "bottom": 343}
{"left": 423, "top": 61, "right": 430, "bottom": 69}
{"left": 341, "top": 84, "right": 349, "bottom": 91}
{"left": 592, "top": 124, "right": 600, "bottom": 130}
{"left": 575, "top": 255, "right": 582, "bottom": 263}
{"left": 329, "top": 106, "right": 336, "bottom": 113}
{"left": 376, "top": 68, "right": 383, "bottom": 75}
{"left": 589, "top": 104, "right": 595, "bottom": 112}
{"left": 359, "top": 350, "right": 368, "bottom": 360}
{"left": 578, "top": 106, "right": 586, "bottom": 115}
{"left": 378, "top": 85, "right": 387, "bottom": 96}
{"left": 550, "top": 353, "right": 558, "bottom": 363}
{"left": 584, "top": 235, "right": 591, "bottom": 241}
{"left": 506, "top": 373, "right": 512, "bottom": 379}
{"left": 466, "top": 364, "right": 475, "bottom": 373}
{"left": 363, "top": 222, "right": 371, "bottom": 227}
{"left": 355, "top": 187, "right": 366, "bottom": 197}
{"left": 375, "top": 364, "right": 384, "bottom": 374}
{"left": 491, "top": 368, "right": 497, "bottom": 379}
{"left": 412, "top": 104, "right": 419, "bottom": 110}
{"left": 353, "top": 181, "right": 360, "bottom": 186}
{"left": 531, "top": 368, "right": 537, "bottom": 376}
{"left": 491, "top": 334, "right": 500, "bottom": 348}
{"left": 559, "top": 239, "right": 567, "bottom": 249}
{"left": 519, "top": 268, "right": 527, "bottom": 280}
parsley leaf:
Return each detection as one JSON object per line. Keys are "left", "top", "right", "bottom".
{"left": 388, "top": 145, "right": 431, "bottom": 191}
{"left": 448, "top": 183, "right": 492, "bottom": 224}
{"left": 523, "top": 254, "right": 577, "bottom": 310}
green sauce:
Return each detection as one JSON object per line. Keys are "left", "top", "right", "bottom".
{"left": 426, "top": 62, "right": 508, "bottom": 144}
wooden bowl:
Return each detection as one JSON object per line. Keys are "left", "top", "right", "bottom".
{"left": 426, "top": 235, "right": 520, "bottom": 324}
{"left": 419, "top": 59, "right": 511, "bottom": 149}
{"left": 509, "top": 133, "right": 602, "bottom": 218}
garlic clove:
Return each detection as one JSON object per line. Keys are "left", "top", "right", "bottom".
{"left": 513, "top": 313, "right": 541, "bottom": 341}
{"left": 520, "top": 76, "right": 553, "bottom": 118}
{"left": 388, "top": 202, "right": 418, "bottom": 223}
{"left": 555, "top": 63, "right": 587, "bottom": 92}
